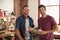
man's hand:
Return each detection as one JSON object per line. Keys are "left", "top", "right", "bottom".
{"left": 38, "top": 29, "right": 48, "bottom": 35}
{"left": 26, "top": 27, "right": 33, "bottom": 32}
{"left": 39, "top": 31, "right": 48, "bottom": 35}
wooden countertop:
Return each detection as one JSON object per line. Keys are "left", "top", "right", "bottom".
{"left": 0, "top": 30, "right": 60, "bottom": 39}
{"left": 53, "top": 32, "right": 60, "bottom": 39}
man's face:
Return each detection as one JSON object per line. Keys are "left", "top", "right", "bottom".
{"left": 23, "top": 7, "right": 29, "bottom": 15}
{"left": 39, "top": 7, "right": 46, "bottom": 15}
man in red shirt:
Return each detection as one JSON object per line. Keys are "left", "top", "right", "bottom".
{"left": 38, "top": 5, "right": 58, "bottom": 40}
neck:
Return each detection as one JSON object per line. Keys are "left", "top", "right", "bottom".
{"left": 24, "top": 14, "right": 28, "bottom": 18}
{"left": 42, "top": 14, "right": 47, "bottom": 18}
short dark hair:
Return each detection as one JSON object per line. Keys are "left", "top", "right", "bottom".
{"left": 23, "top": 5, "right": 28, "bottom": 9}
{"left": 38, "top": 5, "right": 46, "bottom": 10}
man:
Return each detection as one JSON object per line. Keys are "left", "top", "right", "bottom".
{"left": 15, "top": 5, "right": 34, "bottom": 40}
{"left": 38, "top": 5, "right": 58, "bottom": 40}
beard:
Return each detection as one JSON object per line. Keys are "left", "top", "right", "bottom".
{"left": 41, "top": 13, "right": 45, "bottom": 16}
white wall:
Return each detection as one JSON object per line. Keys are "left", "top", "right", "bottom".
{"left": 0, "top": 0, "right": 14, "bottom": 12}
{"left": 28, "top": 0, "right": 38, "bottom": 27}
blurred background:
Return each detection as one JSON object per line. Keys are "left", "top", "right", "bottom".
{"left": 0, "top": 0, "right": 60, "bottom": 40}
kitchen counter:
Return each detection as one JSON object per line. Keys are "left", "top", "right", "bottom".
{"left": 53, "top": 32, "right": 60, "bottom": 39}
{"left": 0, "top": 30, "right": 15, "bottom": 40}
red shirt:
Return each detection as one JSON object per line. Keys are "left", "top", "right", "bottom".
{"left": 38, "top": 15, "right": 57, "bottom": 40}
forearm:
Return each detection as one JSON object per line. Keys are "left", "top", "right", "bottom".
{"left": 15, "top": 29, "right": 23, "bottom": 40}
{"left": 47, "top": 30, "right": 54, "bottom": 34}
{"left": 47, "top": 25, "right": 58, "bottom": 33}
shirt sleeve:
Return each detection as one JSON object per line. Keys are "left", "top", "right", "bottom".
{"left": 51, "top": 17, "right": 57, "bottom": 27}
{"left": 30, "top": 18, "right": 34, "bottom": 28}
{"left": 32, "top": 20, "right": 34, "bottom": 28}
{"left": 15, "top": 17, "right": 20, "bottom": 29}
